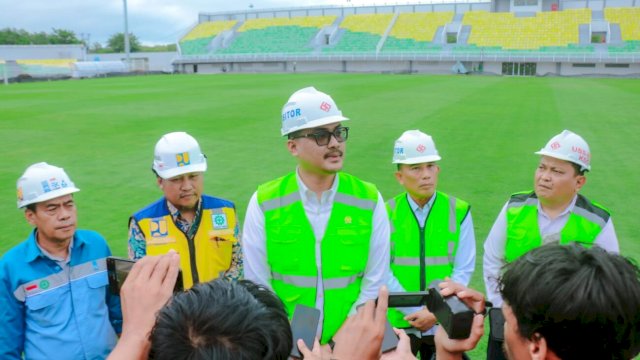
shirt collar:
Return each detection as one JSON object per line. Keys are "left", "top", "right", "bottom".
{"left": 166, "top": 198, "right": 202, "bottom": 222}
{"left": 406, "top": 192, "right": 437, "bottom": 213}
{"left": 537, "top": 194, "right": 578, "bottom": 218}
{"left": 25, "top": 229, "right": 79, "bottom": 263}
{"left": 295, "top": 167, "right": 339, "bottom": 203}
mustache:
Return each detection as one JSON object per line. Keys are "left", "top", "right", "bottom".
{"left": 324, "top": 150, "right": 343, "bottom": 159}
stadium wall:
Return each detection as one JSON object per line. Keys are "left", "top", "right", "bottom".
{"left": 87, "top": 52, "right": 176, "bottom": 72}
{"left": 177, "top": 58, "right": 640, "bottom": 77}
{"left": 0, "top": 45, "right": 86, "bottom": 60}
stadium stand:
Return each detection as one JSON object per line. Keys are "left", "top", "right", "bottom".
{"left": 382, "top": 12, "right": 453, "bottom": 52}
{"left": 217, "top": 16, "right": 335, "bottom": 54}
{"left": 324, "top": 13, "right": 394, "bottom": 53}
{"left": 180, "top": 21, "right": 237, "bottom": 55}
{"left": 462, "top": 9, "right": 592, "bottom": 50}
{"left": 16, "top": 59, "right": 74, "bottom": 77}
{"left": 605, "top": 7, "right": 640, "bottom": 41}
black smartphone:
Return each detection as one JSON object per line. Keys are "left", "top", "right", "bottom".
{"left": 290, "top": 304, "right": 321, "bottom": 359}
{"left": 387, "top": 291, "right": 429, "bottom": 307}
{"left": 488, "top": 307, "right": 505, "bottom": 342}
{"left": 380, "top": 319, "right": 400, "bottom": 353}
{"left": 106, "top": 256, "right": 184, "bottom": 295}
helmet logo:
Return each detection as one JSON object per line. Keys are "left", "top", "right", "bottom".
{"left": 17, "top": 187, "right": 23, "bottom": 201}
{"left": 175, "top": 152, "right": 191, "bottom": 167}
{"left": 320, "top": 101, "right": 332, "bottom": 112}
{"left": 550, "top": 142, "right": 561, "bottom": 150}
{"left": 416, "top": 144, "right": 426, "bottom": 153}
{"left": 394, "top": 147, "right": 404, "bottom": 155}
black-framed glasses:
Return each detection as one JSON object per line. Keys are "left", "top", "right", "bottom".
{"left": 292, "top": 126, "right": 349, "bottom": 146}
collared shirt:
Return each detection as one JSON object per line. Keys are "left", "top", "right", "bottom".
{"left": 243, "top": 169, "right": 390, "bottom": 336}
{"left": 386, "top": 192, "right": 476, "bottom": 336}
{"left": 483, "top": 194, "right": 619, "bottom": 306}
{"left": 128, "top": 197, "right": 243, "bottom": 281}
{"left": 0, "top": 229, "right": 122, "bottom": 360}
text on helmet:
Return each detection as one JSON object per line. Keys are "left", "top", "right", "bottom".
{"left": 394, "top": 147, "right": 404, "bottom": 155}
{"left": 572, "top": 146, "right": 590, "bottom": 163}
{"left": 41, "top": 178, "right": 68, "bottom": 193}
{"left": 282, "top": 108, "right": 301, "bottom": 122}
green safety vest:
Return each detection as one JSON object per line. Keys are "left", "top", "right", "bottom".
{"left": 505, "top": 191, "right": 610, "bottom": 262}
{"left": 387, "top": 191, "right": 470, "bottom": 328}
{"left": 258, "top": 172, "right": 378, "bottom": 344}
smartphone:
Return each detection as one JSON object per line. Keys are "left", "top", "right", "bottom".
{"left": 488, "top": 307, "right": 505, "bottom": 342}
{"left": 106, "top": 256, "right": 184, "bottom": 295}
{"left": 387, "top": 291, "right": 429, "bottom": 308}
{"left": 380, "top": 319, "right": 399, "bottom": 353}
{"left": 290, "top": 304, "right": 321, "bottom": 359}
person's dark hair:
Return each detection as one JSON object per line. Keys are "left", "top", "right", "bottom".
{"left": 150, "top": 279, "right": 292, "bottom": 360}
{"left": 499, "top": 243, "right": 640, "bottom": 360}
{"left": 569, "top": 161, "right": 586, "bottom": 176}
{"left": 25, "top": 203, "right": 37, "bottom": 212}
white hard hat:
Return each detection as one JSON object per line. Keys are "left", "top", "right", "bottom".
{"left": 535, "top": 129, "right": 591, "bottom": 171}
{"left": 17, "top": 162, "right": 80, "bottom": 209}
{"left": 153, "top": 132, "right": 207, "bottom": 179}
{"left": 392, "top": 130, "right": 441, "bottom": 164}
{"left": 281, "top": 87, "right": 349, "bottom": 136}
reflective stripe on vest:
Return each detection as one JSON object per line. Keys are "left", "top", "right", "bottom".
{"left": 505, "top": 191, "right": 609, "bottom": 262}
{"left": 259, "top": 172, "right": 377, "bottom": 344}
{"left": 387, "top": 192, "right": 469, "bottom": 328}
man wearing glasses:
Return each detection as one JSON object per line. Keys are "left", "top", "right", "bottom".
{"left": 243, "top": 87, "right": 390, "bottom": 344}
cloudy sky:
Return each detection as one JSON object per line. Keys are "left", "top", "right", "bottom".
{"left": 0, "top": 0, "right": 410, "bottom": 46}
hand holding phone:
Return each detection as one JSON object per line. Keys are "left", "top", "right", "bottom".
{"left": 107, "top": 256, "right": 184, "bottom": 295}
{"left": 290, "top": 304, "right": 321, "bottom": 359}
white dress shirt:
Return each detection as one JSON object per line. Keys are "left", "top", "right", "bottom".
{"left": 243, "top": 170, "right": 390, "bottom": 336}
{"left": 483, "top": 194, "right": 619, "bottom": 307}
{"left": 386, "top": 192, "right": 476, "bottom": 336}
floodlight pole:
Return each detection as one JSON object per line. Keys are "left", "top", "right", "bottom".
{"left": 123, "top": 0, "right": 131, "bottom": 69}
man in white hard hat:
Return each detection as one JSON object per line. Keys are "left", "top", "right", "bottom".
{"left": 0, "top": 162, "right": 122, "bottom": 359}
{"left": 385, "top": 130, "right": 476, "bottom": 360}
{"left": 128, "top": 131, "right": 242, "bottom": 289}
{"left": 482, "top": 129, "right": 619, "bottom": 359}
{"left": 242, "top": 87, "right": 390, "bottom": 344}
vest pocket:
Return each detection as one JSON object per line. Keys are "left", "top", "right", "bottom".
{"left": 269, "top": 225, "right": 303, "bottom": 244}
{"left": 335, "top": 226, "right": 368, "bottom": 245}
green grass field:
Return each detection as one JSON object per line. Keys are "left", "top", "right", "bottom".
{"left": 1, "top": 73, "right": 639, "bottom": 358}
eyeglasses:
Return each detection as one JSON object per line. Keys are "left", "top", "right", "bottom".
{"left": 291, "top": 126, "right": 350, "bottom": 146}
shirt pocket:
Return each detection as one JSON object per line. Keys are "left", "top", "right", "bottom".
{"left": 84, "top": 272, "right": 109, "bottom": 313}
{"left": 25, "top": 288, "right": 67, "bottom": 328}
